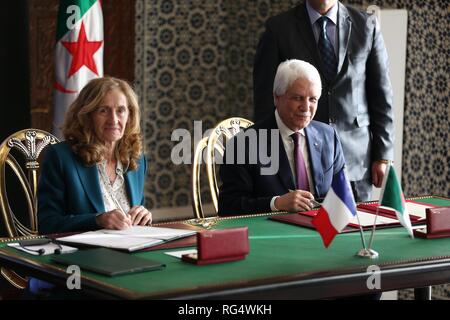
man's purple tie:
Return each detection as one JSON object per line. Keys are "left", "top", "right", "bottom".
{"left": 291, "top": 132, "right": 310, "bottom": 191}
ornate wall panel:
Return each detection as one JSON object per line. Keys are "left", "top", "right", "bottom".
{"left": 28, "top": 0, "right": 59, "bottom": 132}
{"left": 102, "top": 0, "right": 135, "bottom": 82}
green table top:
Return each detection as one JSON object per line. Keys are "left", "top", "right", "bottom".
{"left": 1, "top": 196, "right": 449, "bottom": 299}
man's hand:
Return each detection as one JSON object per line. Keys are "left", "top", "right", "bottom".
{"left": 128, "top": 205, "right": 153, "bottom": 226}
{"left": 96, "top": 209, "right": 132, "bottom": 230}
{"left": 275, "top": 190, "right": 315, "bottom": 212}
{"left": 372, "top": 160, "right": 388, "bottom": 187}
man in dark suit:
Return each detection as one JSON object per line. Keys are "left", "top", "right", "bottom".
{"left": 218, "top": 59, "right": 345, "bottom": 216}
{"left": 253, "top": 0, "right": 394, "bottom": 202}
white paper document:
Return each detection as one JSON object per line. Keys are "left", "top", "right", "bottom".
{"left": 377, "top": 202, "right": 433, "bottom": 220}
{"left": 165, "top": 249, "right": 197, "bottom": 259}
{"left": 350, "top": 210, "right": 399, "bottom": 227}
{"left": 405, "top": 202, "right": 433, "bottom": 220}
{"left": 56, "top": 226, "right": 196, "bottom": 252}
{"left": 102, "top": 225, "right": 196, "bottom": 240}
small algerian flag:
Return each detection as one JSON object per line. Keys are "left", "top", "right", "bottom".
{"left": 53, "top": 0, "right": 103, "bottom": 138}
{"left": 379, "top": 163, "right": 413, "bottom": 237}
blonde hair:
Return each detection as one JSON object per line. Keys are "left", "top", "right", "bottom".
{"left": 62, "top": 77, "right": 142, "bottom": 171}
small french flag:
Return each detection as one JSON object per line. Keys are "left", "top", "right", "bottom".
{"left": 312, "top": 169, "right": 357, "bottom": 248}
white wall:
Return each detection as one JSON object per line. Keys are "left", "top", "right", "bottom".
{"left": 368, "top": 7, "right": 408, "bottom": 201}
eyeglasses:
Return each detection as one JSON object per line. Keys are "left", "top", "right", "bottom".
{"left": 18, "top": 238, "right": 63, "bottom": 255}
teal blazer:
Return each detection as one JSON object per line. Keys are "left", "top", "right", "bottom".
{"left": 37, "top": 142, "right": 147, "bottom": 234}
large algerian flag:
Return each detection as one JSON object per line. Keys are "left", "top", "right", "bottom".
{"left": 379, "top": 163, "right": 413, "bottom": 237}
{"left": 53, "top": 0, "right": 103, "bottom": 138}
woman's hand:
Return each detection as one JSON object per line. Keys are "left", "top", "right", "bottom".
{"left": 95, "top": 209, "right": 132, "bottom": 230}
{"left": 128, "top": 205, "right": 153, "bottom": 226}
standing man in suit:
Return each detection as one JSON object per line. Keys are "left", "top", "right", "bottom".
{"left": 253, "top": 0, "right": 394, "bottom": 202}
{"left": 218, "top": 59, "right": 345, "bottom": 216}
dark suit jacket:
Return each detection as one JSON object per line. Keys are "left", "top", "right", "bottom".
{"left": 253, "top": 1, "right": 394, "bottom": 182}
{"left": 218, "top": 113, "right": 345, "bottom": 216}
{"left": 37, "top": 142, "right": 147, "bottom": 234}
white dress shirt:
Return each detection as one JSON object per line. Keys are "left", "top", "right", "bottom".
{"left": 97, "top": 160, "right": 131, "bottom": 214}
{"left": 270, "top": 111, "right": 314, "bottom": 211}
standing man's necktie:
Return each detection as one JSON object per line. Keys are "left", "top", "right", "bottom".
{"left": 291, "top": 132, "right": 310, "bottom": 191}
{"left": 317, "top": 16, "right": 337, "bottom": 82}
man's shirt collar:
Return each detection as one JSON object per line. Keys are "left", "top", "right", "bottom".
{"left": 306, "top": 0, "right": 338, "bottom": 26}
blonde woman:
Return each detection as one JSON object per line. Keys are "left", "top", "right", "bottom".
{"left": 38, "top": 77, "right": 151, "bottom": 234}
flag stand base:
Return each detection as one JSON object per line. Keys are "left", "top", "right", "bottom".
{"left": 355, "top": 248, "right": 379, "bottom": 259}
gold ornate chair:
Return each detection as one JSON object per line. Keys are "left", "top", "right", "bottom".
{"left": 191, "top": 136, "right": 209, "bottom": 221}
{"left": 0, "top": 129, "right": 59, "bottom": 289}
{"left": 191, "top": 118, "right": 253, "bottom": 226}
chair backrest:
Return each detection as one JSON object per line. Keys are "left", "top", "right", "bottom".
{"left": 191, "top": 136, "right": 209, "bottom": 221}
{"left": 0, "top": 129, "right": 59, "bottom": 237}
{"left": 0, "top": 129, "right": 59, "bottom": 288}
{"left": 206, "top": 118, "right": 254, "bottom": 213}
{"left": 191, "top": 118, "right": 253, "bottom": 221}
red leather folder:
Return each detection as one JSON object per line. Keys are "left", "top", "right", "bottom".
{"left": 414, "top": 207, "right": 450, "bottom": 239}
{"left": 269, "top": 207, "right": 424, "bottom": 231}
{"left": 269, "top": 212, "right": 360, "bottom": 233}
{"left": 182, "top": 227, "right": 249, "bottom": 265}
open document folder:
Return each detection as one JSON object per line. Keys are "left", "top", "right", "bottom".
{"left": 56, "top": 226, "right": 196, "bottom": 252}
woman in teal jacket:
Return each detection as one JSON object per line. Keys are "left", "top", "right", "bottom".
{"left": 38, "top": 77, "right": 151, "bottom": 234}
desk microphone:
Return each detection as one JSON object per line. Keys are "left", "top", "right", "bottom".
{"left": 18, "top": 238, "right": 63, "bottom": 255}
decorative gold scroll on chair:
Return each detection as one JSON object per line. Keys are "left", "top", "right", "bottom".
{"left": 0, "top": 129, "right": 59, "bottom": 289}
{"left": 191, "top": 136, "right": 209, "bottom": 224}
{"left": 190, "top": 118, "right": 253, "bottom": 228}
